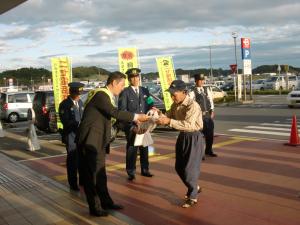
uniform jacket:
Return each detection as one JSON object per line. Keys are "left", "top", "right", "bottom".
{"left": 59, "top": 97, "right": 84, "bottom": 147}
{"left": 118, "top": 86, "right": 152, "bottom": 130}
{"left": 76, "top": 90, "right": 134, "bottom": 153}
{"left": 189, "top": 86, "right": 214, "bottom": 112}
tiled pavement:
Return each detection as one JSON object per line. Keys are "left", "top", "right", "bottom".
{"left": 0, "top": 154, "right": 140, "bottom": 225}
{"left": 1, "top": 132, "right": 300, "bottom": 225}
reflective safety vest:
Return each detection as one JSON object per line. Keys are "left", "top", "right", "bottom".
{"left": 85, "top": 87, "right": 117, "bottom": 125}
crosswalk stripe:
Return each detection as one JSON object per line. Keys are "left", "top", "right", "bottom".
{"left": 228, "top": 129, "right": 290, "bottom": 136}
{"left": 245, "top": 126, "right": 292, "bottom": 132}
{"left": 260, "top": 123, "right": 291, "bottom": 127}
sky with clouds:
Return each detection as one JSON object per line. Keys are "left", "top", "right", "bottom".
{"left": 0, "top": 0, "right": 299, "bottom": 72}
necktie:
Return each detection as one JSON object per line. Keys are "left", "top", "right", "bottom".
{"left": 135, "top": 87, "right": 139, "bottom": 96}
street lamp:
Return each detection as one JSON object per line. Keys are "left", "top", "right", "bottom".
{"left": 3, "top": 77, "right": 6, "bottom": 87}
{"left": 232, "top": 32, "right": 238, "bottom": 102}
{"left": 232, "top": 32, "right": 238, "bottom": 73}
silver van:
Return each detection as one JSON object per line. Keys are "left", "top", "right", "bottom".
{"left": 0, "top": 92, "right": 34, "bottom": 122}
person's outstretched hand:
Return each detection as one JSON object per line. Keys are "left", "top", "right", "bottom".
{"left": 156, "top": 116, "right": 171, "bottom": 125}
{"left": 136, "top": 114, "right": 150, "bottom": 123}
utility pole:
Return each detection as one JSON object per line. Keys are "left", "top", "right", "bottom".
{"left": 232, "top": 32, "right": 238, "bottom": 102}
{"left": 209, "top": 45, "right": 213, "bottom": 81}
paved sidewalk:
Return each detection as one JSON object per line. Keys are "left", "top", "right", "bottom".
{"left": 0, "top": 154, "right": 141, "bottom": 225}
{"left": 1, "top": 131, "right": 300, "bottom": 225}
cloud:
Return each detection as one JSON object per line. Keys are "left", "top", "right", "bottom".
{"left": 1, "top": 0, "right": 298, "bottom": 32}
{"left": 0, "top": 24, "right": 49, "bottom": 40}
{"left": 0, "top": 41, "right": 11, "bottom": 53}
{"left": 0, "top": 0, "right": 299, "bottom": 71}
{"left": 38, "top": 53, "right": 68, "bottom": 60}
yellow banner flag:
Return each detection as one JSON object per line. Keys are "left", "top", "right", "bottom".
{"left": 118, "top": 48, "right": 139, "bottom": 86}
{"left": 51, "top": 56, "right": 72, "bottom": 129}
{"left": 156, "top": 56, "right": 176, "bottom": 111}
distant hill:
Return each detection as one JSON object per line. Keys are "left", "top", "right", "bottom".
{"left": 252, "top": 65, "right": 300, "bottom": 74}
{"left": 72, "top": 66, "right": 110, "bottom": 81}
{"left": 0, "top": 67, "right": 51, "bottom": 86}
{"left": 0, "top": 65, "right": 299, "bottom": 86}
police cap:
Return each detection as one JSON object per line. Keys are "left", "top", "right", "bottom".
{"left": 167, "top": 80, "right": 187, "bottom": 94}
{"left": 194, "top": 74, "right": 206, "bottom": 81}
{"left": 125, "top": 68, "right": 141, "bottom": 79}
{"left": 68, "top": 82, "right": 84, "bottom": 92}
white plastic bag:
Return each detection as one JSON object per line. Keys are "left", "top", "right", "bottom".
{"left": 134, "top": 131, "right": 153, "bottom": 147}
{"left": 133, "top": 109, "right": 158, "bottom": 147}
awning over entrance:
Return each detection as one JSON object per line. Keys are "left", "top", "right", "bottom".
{"left": 0, "top": 0, "right": 27, "bottom": 15}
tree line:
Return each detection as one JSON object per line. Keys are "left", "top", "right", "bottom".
{"left": 0, "top": 65, "right": 299, "bottom": 86}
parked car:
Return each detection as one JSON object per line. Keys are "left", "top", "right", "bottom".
{"left": 143, "top": 82, "right": 161, "bottom": 96}
{"left": 264, "top": 75, "right": 298, "bottom": 91}
{"left": 204, "top": 85, "right": 227, "bottom": 100}
{"left": 247, "top": 79, "right": 266, "bottom": 91}
{"left": 221, "top": 82, "right": 234, "bottom": 91}
{"left": 287, "top": 89, "right": 300, "bottom": 108}
{"left": 0, "top": 92, "right": 34, "bottom": 123}
{"left": 29, "top": 91, "right": 57, "bottom": 132}
{"left": 30, "top": 89, "right": 164, "bottom": 133}
{"left": 214, "top": 81, "right": 225, "bottom": 88}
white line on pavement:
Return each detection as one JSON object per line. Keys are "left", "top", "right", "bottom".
{"left": 228, "top": 129, "right": 290, "bottom": 136}
{"left": 260, "top": 123, "right": 291, "bottom": 127}
{"left": 245, "top": 126, "right": 292, "bottom": 132}
{"left": 215, "top": 133, "right": 286, "bottom": 142}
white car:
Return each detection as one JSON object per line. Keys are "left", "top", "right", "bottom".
{"left": 204, "top": 84, "right": 227, "bottom": 100}
{"left": 214, "top": 81, "right": 225, "bottom": 89}
{"left": 287, "top": 89, "right": 300, "bottom": 108}
{"left": 249, "top": 79, "right": 266, "bottom": 91}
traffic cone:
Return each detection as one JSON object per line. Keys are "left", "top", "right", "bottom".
{"left": 285, "top": 115, "right": 300, "bottom": 146}
{"left": 0, "top": 120, "right": 4, "bottom": 138}
{"left": 27, "top": 109, "right": 40, "bottom": 151}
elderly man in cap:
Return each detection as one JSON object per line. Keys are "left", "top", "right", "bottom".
{"left": 189, "top": 74, "right": 217, "bottom": 158}
{"left": 59, "top": 82, "right": 85, "bottom": 191}
{"left": 118, "top": 68, "right": 154, "bottom": 181}
{"left": 156, "top": 80, "right": 204, "bottom": 208}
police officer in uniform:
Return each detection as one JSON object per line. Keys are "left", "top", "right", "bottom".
{"left": 189, "top": 74, "right": 217, "bottom": 158}
{"left": 59, "top": 82, "right": 84, "bottom": 191}
{"left": 118, "top": 68, "right": 154, "bottom": 181}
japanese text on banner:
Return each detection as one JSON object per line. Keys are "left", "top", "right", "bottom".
{"left": 156, "top": 56, "right": 176, "bottom": 111}
{"left": 51, "top": 57, "right": 72, "bottom": 129}
{"left": 118, "top": 48, "right": 139, "bottom": 86}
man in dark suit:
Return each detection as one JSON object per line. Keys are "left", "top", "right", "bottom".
{"left": 76, "top": 72, "right": 149, "bottom": 217}
{"left": 59, "top": 82, "right": 84, "bottom": 191}
{"left": 118, "top": 68, "right": 154, "bottom": 181}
